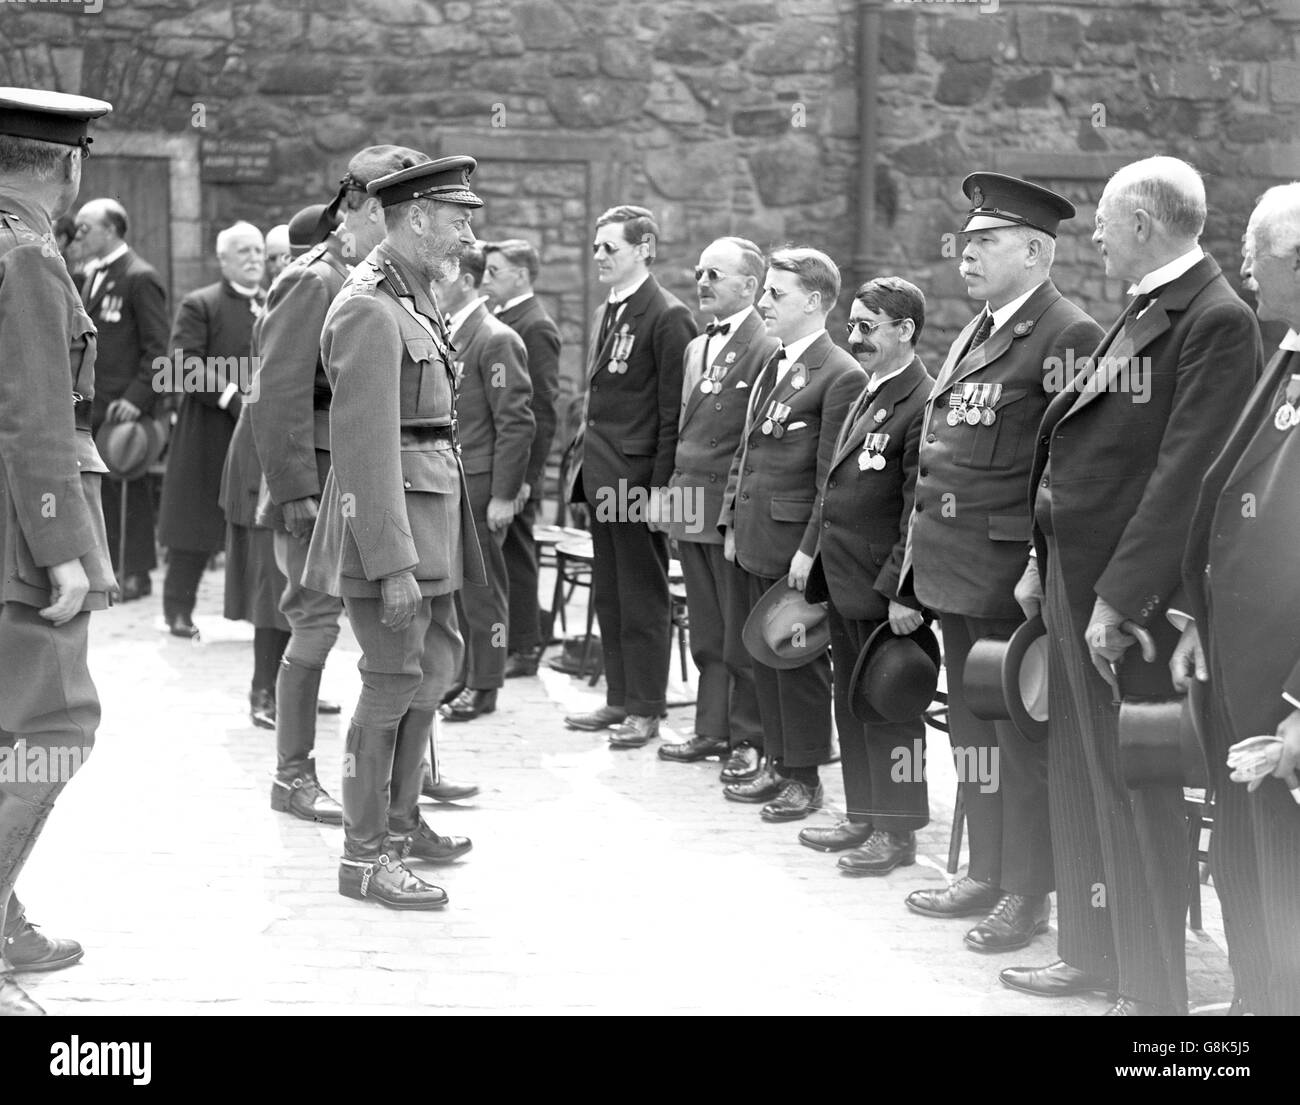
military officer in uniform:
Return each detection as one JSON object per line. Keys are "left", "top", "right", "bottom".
{"left": 304, "top": 155, "right": 485, "bottom": 910}
{"left": 902, "top": 174, "right": 1103, "bottom": 952}
{"left": 0, "top": 88, "right": 115, "bottom": 1016}
{"left": 657, "top": 236, "right": 776, "bottom": 779}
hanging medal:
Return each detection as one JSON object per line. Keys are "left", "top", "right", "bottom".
{"left": 700, "top": 360, "right": 723, "bottom": 395}
{"left": 1274, "top": 373, "right": 1300, "bottom": 431}
{"left": 981, "top": 382, "right": 1002, "bottom": 427}
{"left": 608, "top": 325, "right": 633, "bottom": 374}
{"left": 859, "top": 432, "right": 890, "bottom": 471}
{"left": 962, "top": 382, "right": 980, "bottom": 426}
{"left": 947, "top": 390, "right": 965, "bottom": 427}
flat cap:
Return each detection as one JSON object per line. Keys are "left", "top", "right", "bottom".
{"left": 960, "top": 172, "right": 1075, "bottom": 239}
{"left": 0, "top": 87, "right": 112, "bottom": 152}
{"left": 326, "top": 145, "right": 430, "bottom": 220}
{"left": 287, "top": 203, "right": 340, "bottom": 253}
{"left": 367, "top": 155, "right": 483, "bottom": 209}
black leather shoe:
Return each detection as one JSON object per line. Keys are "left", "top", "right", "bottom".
{"left": 317, "top": 699, "right": 342, "bottom": 715}
{"left": 658, "top": 734, "right": 729, "bottom": 762}
{"left": 964, "top": 893, "right": 1050, "bottom": 951}
{"left": 444, "top": 688, "right": 497, "bottom": 722}
{"left": 249, "top": 688, "right": 276, "bottom": 730}
{"left": 905, "top": 875, "right": 1001, "bottom": 918}
{"left": 421, "top": 769, "right": 480, "bottom": 803}
{"left": 720, "top": 742, "right": 762, "bottom": 783}
{"left": 799, "top": 820, "right": 874, "bottom": 852}
{"left": 0, "top": 974, "right": 44, "bottom": 1015}
{"left": 504, "top": 648, "right": 541, "bottom": 678}
{"left": 564, "top": 705, "right": 627, "bottom": 731}
{"left": 338, "top": 854, "right": 448, "bottom": 909}
{"left": 760, "top": 780, "right": 823, "bottom": 822}
{"left": 400, "top": 821, "right": 472, "bottom": 864}
{"left": 167, "top": 613, "right": 199, "bottom": 639}
{"left": 120, "top": 573, "right": 152, "bottom": 601}
{"left": 4, "top": 919, "right": 83, "bottom": 973}
{"left": 270, "top": 774, "right": 343, "bottom": 825}
{"left": 999, "top": 960, "right": 1114, "bottom": 998}
{"left": 1104, "top": 996, "right": 1168, "bottom": 1016}
{"left": 723, "top": 761, "right": 781, "bottom": 803}
{"left": 608, "top": 715, "right": 659, "bottom": 748}
{"left": 838, "top": 829, "right": 916, "bottom": 875}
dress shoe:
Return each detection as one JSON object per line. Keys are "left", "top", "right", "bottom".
{"left": 270, "top": 774, "right": 343, "bottom": 824}
{"left": 608, "top": 715, "right": 659, "bottom": 748}
{"left": 504, "top": 647, "right": 541, "bottom": 678}
{"left": 999, "top": 960, "right": 1115, "bottom": 998}
{"left": 1104, "top": 996, "right": 1168, "bottom": 1016}
{"left": 905, "top": 875, "right": 1002, "bottom": 919}
{"left": 799, "top": 820, "right": 874, "bottom": 852}
{"left": 564, "top": 705, "right": 627, "bottom": 731}
{"left": 249, "top": 688, "right": 276, "bottom": 730}
{"left": 338, "top": 853, "right": 448, "bottom": 910}
{"left": 167, "top": 613, "right": 199, "bottom": 639}
{"left": 421, "top": 768, "right": 480, "bottom": 803}
{"left": 444, "top": 688, "right": 497, "bottom": 722}
{"left": 760, "top": 780, "right": 823, "bottom": 822}
{"left": 724, "top": 761, "right": 781, "bottom": 803}
{"left": 399, "top": 820, "right": 473, "bottom": 864}
{"left": 316, "top": 698, "right": 342, "bottom": 715}
{"left": 4, "top": 919, "right": 83, "bottom": 973}
{"left": 964, "top": 893, "right": 1050, "bottom": 952}
{"left": 120, "top": 573, "right": 152, "bottom": 601}
{"left": 0, "top": 974, "right": 44, "bottom": 1015}
{"left": 838, "top": 829, "right": 916, "bottom": 875}
{"left": 719, "top": 742, "right": 762, "bottom": 783}
{"left": 658, "top": 734, "right": 729, "bottom": 762}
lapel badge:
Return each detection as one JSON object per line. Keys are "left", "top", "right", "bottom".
{"left": 725, "top": 352, "right": 736, "bottom": 364}
{"left": 790, "top": 364, "right": 806, "bottom": 389}
{"left": 873, "top": 408, "right": 886, "bottom": 423}
{"left": 1013, "top": 320, "right": 1033, "bottom": 336}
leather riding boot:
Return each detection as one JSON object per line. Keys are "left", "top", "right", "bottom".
{"left": 340, "top": 722, "right": 400, "bottom": 859}
{"left": 388, "top": 707, "right": 436, "bottom": 837}
{"left": 0, "top": 791, "right": 56, "bottom": 1016}
{"left": 274, "top": 659, "right": 321, "bottom": 783}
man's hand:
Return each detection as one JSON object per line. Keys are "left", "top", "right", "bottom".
{"left": 40, "top": 559, "right": 90, "bottom": 626}
{"left": 787, "top": 550, "right": 814, "bottom": 592}
{"left": 106, "top": 397, "right": 141, "bottom": 422}
{"left": 1014, "top": 556, "right": 1043, "bottom": 621}
{"left": 513, "top": 482, "right": 531, "bottom": 512}
{"left": 646, "top": 486, "right": 671, "bottom": 534}
{"left": 1085, "top": 596, "right": 1156, "bottom": 696}
{"left": 723, "top": 527, "right": 736, "bottom": 563}
{"left": 888, "top": 600, "right": 923, "bottom": 635}
{"left": 1169, "top": 621, "right": 1207, "bottom": 693}
{"left": 380, "top": 570, "right": 420, "bottom": 632}
{"left": 282, "top": 496, "right": 319, "bottom": 541}
{"left": 487, "top": 496, "right": 516, "bottom": 533}
{"left": 569, "top": 502, "right": 589, "bottom": 530}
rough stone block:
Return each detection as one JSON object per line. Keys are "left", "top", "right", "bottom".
{"left": 747, "top": 133, "right": 826, "bottom": 206}
{"left": 512, "top": 0, "right": 582, "bottom": 48}
{"left": 547, "top": 78, "right": 647, "bottom": 127}
{"left": 258, "top": 60, "right": 337, "bottom": 95}
{"left": 1271, "top": 60, "right": 1300, "bottom": 103}
{"left": 935, "top": 60, "right": 994, "bottom": 106}
{"left": 751, "top": 19, "right": 840, "bottom": 75}
{"left": 653, "top": 11, "right": 737, "bottom": 67}
{"left": 928, "top": 17, "right": 1006, "bottom": 63}
{"left": 1001, "top": 70, "right": 1053, "bottom": 107}
{"left": 881, "top": 10, "right": 918, "bottom": 74}
{"left": 733, "top": 106, "right": 795, "bottom": 137}
{"left": 1017, "top": 10, "right": 1085, "bottom": 66}
{"left": 1145, "top": 62, "right": 1237, "bottom": 100}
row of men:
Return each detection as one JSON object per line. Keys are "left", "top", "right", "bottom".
{"left": 558, "top": 163, "right": 1297, "bottom": 1017}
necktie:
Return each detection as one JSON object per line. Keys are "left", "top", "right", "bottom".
{"left": 81, "top": 262, "right": 100, "bottom": 301}
{"left": 598, "top": 299, "right": 621, "bottom": 348}
{"left": 705, "top": 320, "right": 731, "bottom": 338}
{"left": 753, "top": 345, "right": 786, "bottom": 412}
{"left": 1126, "top": 291, "right": 1155, "bottom": 322}
{"left": 967, "top": 310, "right": 994, "bottom": 353}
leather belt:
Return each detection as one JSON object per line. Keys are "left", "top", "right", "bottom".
{"left": 399, "top": 424, "right": 455, "bottom": 447}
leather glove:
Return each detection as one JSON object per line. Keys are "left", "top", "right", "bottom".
{"left": 380, "top": 570, "right": 421, "bottom": 632}
{"left": 282, "top": 496, "right": 319, "bottom": 541}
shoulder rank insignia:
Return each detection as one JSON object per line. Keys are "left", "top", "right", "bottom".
{"left": 382, "top": 259, "right": 411, "bottom": 298}
{"left": 1013, "top": 320, "right": 1034, "bottom": 337}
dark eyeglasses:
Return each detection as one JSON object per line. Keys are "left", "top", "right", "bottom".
{"left": 591, "top": 241, "right": 623, "bottom": 257}
{"left": 844, "top": 318, "right": 906, "bottom": 339}
{"left": 694, "top": 266, "right": 740, "bottom": 283}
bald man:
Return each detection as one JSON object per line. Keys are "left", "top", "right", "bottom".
{"left": 265, "top": 223, "right": 291, "bottom": 283}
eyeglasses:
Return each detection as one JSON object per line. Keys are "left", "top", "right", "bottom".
{"left": 693, "top": 266, "right": 740, "bottom": 283}
{"left": 74, "top": 222, "right": 92, "bottom": 237}
{"left": 591, "top": 241, "right": 623, "bottom": 257}
{"left": 844, "top": 318, "right": 906, "bottom": 339}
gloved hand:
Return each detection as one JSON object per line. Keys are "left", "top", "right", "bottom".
{"left": 380, "top": 570, "right": 421, "bottom": 632}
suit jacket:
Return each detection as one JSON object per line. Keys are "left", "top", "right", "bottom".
{"left": 1031, "top": 255, "right": 1263, "bottom": 641}
{"left": 496, "top": 294, "right": 560, "bottom": 500}
{"left": 248, "top": 235, "right": 351, "bottom": 529}
{"left": 0, "top": 191, "right": 114, "bottom": 611}
{"left": 909, "top": 280, "right": 1103, "bottom": 620}
{"left": 1180, "top": 343, "right": 1300, "bottom": 739}
{"left": 304, "top": 240, "right": 484, "bottom": 598}
{"left": 809, "top": 356, "right": 932, "bottom": 622}
{"left": 720, "top": 330, "right": 866, "bottom": 579}
{"left": 81, "top": 246, "right": 169, "bottom": 424}
{"left": 157, "top": 280, "right": 265, "bottom": 552}
{"left": 451, "top": 301, "right": 535, "bottom": 501}
{"left": 567, "top": 272, "right": 697, "bottom": 503}
{"left": 666, "top": 306, "right": 779, "bottom": 545}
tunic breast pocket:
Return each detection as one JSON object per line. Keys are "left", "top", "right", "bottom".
{"left": 404, "top": 337, "right": 451, "bottom": 418}
{"left": 400, "top": 448, "right": 461, "bottom": 582}
{"left": 957, "top": 387, "right": 1036, "bottom": 470}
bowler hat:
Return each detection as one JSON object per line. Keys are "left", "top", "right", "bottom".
{"left": 1118, "top": 679, "right": 1210, "bottom": 789}
{"left": 94, "top": 418, "right": 166, "bottom": 482}
{"left": 963, "top": 615, "right": 1049, "bottom": 742}
{"left": 741, "top": 581, "right": 830, "bottom": 670}
{"left": 849, "top": 621, "right": 942, "bottom": 724}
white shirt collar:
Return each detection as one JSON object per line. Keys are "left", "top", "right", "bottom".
{"left": 709, "top": 306, "right": 753, "bottom": 339}
{"left": 499, "top": 291, "right": 534, "bottom": 313}
{"left": 607, "top": 271, "right": 649, "bottom": 305}
{"left": 448, "top": 295, "right": 488, "bottom": 339}
{"left": 1280, "top": 329, "right": 1300, "bottom": 352}
{"left": 987, "top": 281, "right": 1045, "bottom": 333}
{"left": 867, "top": 355, "right": 914, "bottom": 394}
{"left": 779, "top": 328, "right": 825, "bottom": 367}
{"left": 228, "top": 281, "right": 261, "bottom": 298}
{"left": 1129, "top": 245, "right": 1204, "bottom": 296}
{"left": 86, "top": 242, "right": 129, "bottom": 272}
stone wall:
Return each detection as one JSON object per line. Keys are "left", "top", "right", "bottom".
{"left": 3, "top": 0, "right": 1295, "bottom": 378}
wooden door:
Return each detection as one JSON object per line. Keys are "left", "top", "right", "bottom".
{"left": 78, "top": 155, "right": 173, "bottom": 306}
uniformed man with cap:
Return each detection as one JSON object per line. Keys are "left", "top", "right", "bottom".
{"left": 900, "top": 174, "right": 1103, "bottom": 954}
{"left": 0, "top": 87, "right": 115, "bottom": 1015}
{"left": 304, "top": 154, "right": 485, "bottom": 910}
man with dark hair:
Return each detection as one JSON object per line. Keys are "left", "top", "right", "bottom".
{"left": 482, "top": 237, "right": 560, "bottom": 680}
{"left": 658, "top": 236, "right": 777, "bottom": 778}
{"left": 800, "top": 276, "right": 934, "bottom": 870}
{"left": 0, "top": 87, "right": 115, "bottom": 1016}
{"left": 74, "top": 196, "right": 169, "bottom": 601}
{"left": 434, "top": 243, "right": 533, "bottom": 721}
{"left": 563, "top": 204, "right": 697, "bottom": 748}
{"left": 719, "top": 247, "right": 865, "bottom": 820}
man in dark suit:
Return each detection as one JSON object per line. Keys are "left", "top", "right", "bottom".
{"left": 719, "top": 247, "right": 866, "bottom": 820}
{"left": 157, "top": 221, "right": 266, "bottom": 639}
{"left": 902, "top": 175, "right": 1103, "bottom": 953}
{"left": 657, "top": 237, "right": 777, "bottom": 778}
{"left": 1004, "top": 156, "right": 1263, "bottom": 1015}
{"left": 563, "top": 205, "right": 696, "bottom": 748}
{"left": 482, "top": 239, "right": 560, "bottom": 680}
{"left": 74, "top": 197, "right": 169, "bottom": 601}
{"left": 1171, "top": 183, "right": 1300, "bottom": 1016}
{"left": 434, "top": 243, "right": 534, "bottom": 721}
{"left": 800, "top": 277, "right": 933, "bottom": 871}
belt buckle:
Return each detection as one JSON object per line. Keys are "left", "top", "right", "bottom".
{"left": 450, "top": 417, "right": 461, "bottom": 454}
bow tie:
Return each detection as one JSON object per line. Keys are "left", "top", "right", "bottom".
{"left": 705, "top": 321, "right": 731, "bottom": 338}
